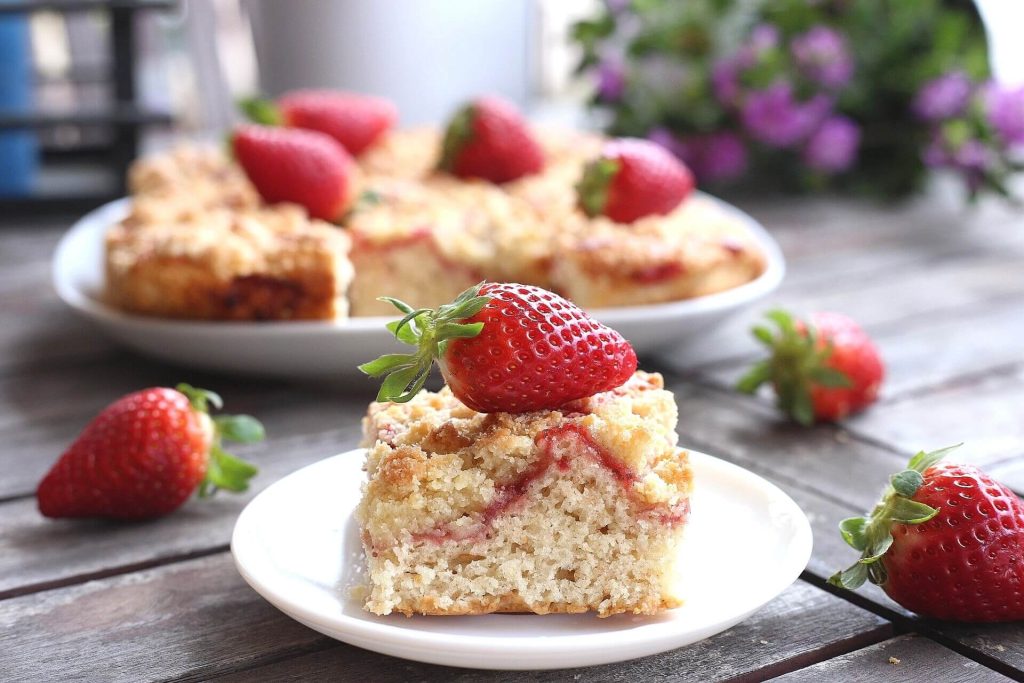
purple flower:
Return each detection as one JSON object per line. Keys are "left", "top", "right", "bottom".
{"left": 922, "top": 129, "right": 994, "bottom": 193}
{"left": 712, "top": 58, "right": 742, "bottom": 106}
{"left": 749, "top": 24, "right": 780, "bottom": 55}
{"left": 803, "top": 115, "right": 861, "bottom": 172}
{"left": 741, "top": 83, "right": 831, "bottom": 148}
{"left": 646, "top": 127, "right": 687, "bottom": 158}
{"left": 985, "top": 84, "right": 1024, "bottom": 145}
{"left": 605, "top": 0, "right": 631, "bottom": 13}
{"left": 712, "top": 24, "right": 780, "bottom": 107}
{"left": 597, "top": 57, "right": 626, "bottom": 102}
{"left": 693, "top": 132, "right": 749, "bottom": 182}
{"left": 913, "top": 72, "right": 972, "bottom": 121}
{"left": 790, "top": 26, "right": 854, "bottom": 90}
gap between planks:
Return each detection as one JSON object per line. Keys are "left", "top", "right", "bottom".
{"left": 0, "top": 544, "right": 229, "bottom": 602}
{"left": 800, "top": 572, "right": 1024, "bottom": 683}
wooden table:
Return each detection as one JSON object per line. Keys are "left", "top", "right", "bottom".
{"left": 3, "top": 191, "right": 1024, "bottom": 682}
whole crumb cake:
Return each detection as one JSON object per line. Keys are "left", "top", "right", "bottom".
{"left": 106, "top": 129, "right": 768, "bottom": 320}
{"left": 106, "top": 203, "right": 352, "bottom": 320}
{"left": 356, "top": 371, "right": 692, "bottom": 617}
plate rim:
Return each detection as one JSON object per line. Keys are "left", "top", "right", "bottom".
{"left": 231, "top": 447, "right": 813, "bottom": 669}
{"left": 52, "top": 193, "right": 786, "bottom": 335}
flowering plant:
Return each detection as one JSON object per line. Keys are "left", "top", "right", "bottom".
{"left": 574, "top": 0, "right": 1024, "bottom": 200}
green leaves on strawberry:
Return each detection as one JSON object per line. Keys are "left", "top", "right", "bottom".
{"left": 176, "top": 383, "right": 264, "bottom": 497}
{"left": 737, "top": 310, "right": 884, "bottom": 425}
{"left": 358, "top": 286, "right": 491, "bottom": 404}
{"left": 829, "top": 445, "right": 958, "bottom": 590}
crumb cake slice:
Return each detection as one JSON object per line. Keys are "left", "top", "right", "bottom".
{"left": 551, "top": 195, "right": 767, "bottom": 309}
{"left": 106, "top": 203, "right": 353, "bottom": 320}
{"left": 356, "top": 371, "right": 692, "bottom": 617}
{"left": 346, "top": 176, "right": 553, "bottom": 316}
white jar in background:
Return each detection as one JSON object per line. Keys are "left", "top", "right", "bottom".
{"left": 246, "top": 0, "right": 537, "bottom": 125}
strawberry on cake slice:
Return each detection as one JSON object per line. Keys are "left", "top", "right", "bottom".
{"left": 553, "top": 138, "right": 766, "bottom": 309}
{"left": 356, "top": 283, "right": 693, "bottom": 617}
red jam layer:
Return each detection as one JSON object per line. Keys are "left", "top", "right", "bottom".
{"left": 410, "top": 423, "right": 687, "bottom": 545}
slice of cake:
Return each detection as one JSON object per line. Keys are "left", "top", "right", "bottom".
{"left": 551, "top": 195, "right": 767, "bottom": 309}
{"left": 345, "top": 176, "right": 553, "bottom": 316}
{"left": 106, "top": 203, "right": 353, "bottom": 320}
{"left": 356, "top": 371, "right": 692, "bottom": 617}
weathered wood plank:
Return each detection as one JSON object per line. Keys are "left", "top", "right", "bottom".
{"left": 3, "top": 552, "right": 888, "bottom": 683}
{"left": 696, "top": 298, "right": 1024, "bottom": 403}
{"left": 0, "top": 554, "right": 330, "bottom": 683}
{"left": 845, "top": 367, "right": 1024, "bottom": 468}
{"left": 665, "top": 244, "right": 1024, "bottom": 372}
{"left": 0, "top": 417, "right": 364, "bottom": 597}
{"left": 668, "top": 381, "right": 907, "bottom": 511}
{"left": 774, "top": 635, "right": 1013, "bottom": 682}
{"left": 0, "top": 353, "right": 376, "bottom": 499}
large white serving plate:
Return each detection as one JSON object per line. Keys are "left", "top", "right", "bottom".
{"left": 232, "top": 448, "right": 812, "bottom": 671}
{"left": 53, "top": 196, "right": 784, "bottom": 377}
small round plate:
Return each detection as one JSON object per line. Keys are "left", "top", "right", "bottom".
{"left": 52, "top": 196, "right": 784, "bottom": 378}
{"left": 231, "top": 448, "right": 812, "bottom": 671}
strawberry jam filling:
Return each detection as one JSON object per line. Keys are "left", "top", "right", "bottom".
{"left": 410, "top": 423, "right": 688, "bottom": 545}
{"left": 630, "top": 261, "right": 685, "bottom": 283}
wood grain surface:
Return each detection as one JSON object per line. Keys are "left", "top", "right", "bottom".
{"left": 4, "top": 192, "right": 1024, "bottom": 681}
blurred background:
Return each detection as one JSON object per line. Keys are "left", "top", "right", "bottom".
{"left": 0, "top": 0, "right": 1022, "bottom": 215}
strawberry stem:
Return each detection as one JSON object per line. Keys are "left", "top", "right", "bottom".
{"left": 576, "top": 157, "right": 619, "bottom": 217}
{"left": 828, "top": 444, "right": 962, "bottom": 590}
{"left": 736, "top": 310, "right": 852, "bottom": 426}
{"left": 237, "top": 96, "right": 283, "bottom": 126}
{"left": 438, "top": 103, "right": 476, "bottom": 172}
{"left": 174, "top": 384, "right": 263, "bottom": 497}
{"left": 359, "top": 283, "right": 491, "bottom": 403}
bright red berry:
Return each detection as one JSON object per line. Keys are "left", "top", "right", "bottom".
{"left": 37, "top": 384, "right": 263, "bottom": 520}
{"left": 438, "top": 97, "right": 545, "bottom": 183}
{"left": 737, "top": 310, "right": 884, "bottom": 425}
{"left": 232, "top": 124, "right": 357, "bottom": 221}
{"left": 277, "top": 90, "right": 397, "bottom": 157}
{"left": 360, "top": 283, "right": 638, "bottom": 413}
{"left": 577, "top": 138, "right": 695, "bottom": 223}
{"left": 831, "top": 445, "right": 1024, "bottom": 622}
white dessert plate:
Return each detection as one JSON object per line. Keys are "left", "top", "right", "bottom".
{"left": 231, "top": 448, "right": 812, "bottom": 671}
{"left": 53, "top": 196, "right": 784, "bottom": 378}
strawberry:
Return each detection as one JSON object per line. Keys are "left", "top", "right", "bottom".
{"left": 577, "top": 138, "right": 695, "bottom": 223}
{"left": 737, "top": 310, "right": 884, "bottom": 425}
{"left": 437, "top": 97, "right": 545, "bottom": 183}
{"left": 37, "top": 384, "right": 263, "bottom": 520}
{"left": 232, "top": 124, "right": 358, "bottom": 221}
{"left": 830, "top": 445, "right": 1024, "bottom": 622}
{"left": 241, "top": 90, "right": 397, "bottom": 157}
{"left": 359, "top": 283, "right": 637, "bottom": 413}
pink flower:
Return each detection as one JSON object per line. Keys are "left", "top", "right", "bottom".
{"left": 597, "top": 57, "right": 626, "bottom": 102}
{"left": 690, "top": 132, "right": 749, "bottom": 182}
{"left": 803, "top": 116, "right": 861, "bottom": 172}
{"left": 790, "top": 26, "right": 854, "bottom": 90}
{"left": 741, "top": 83, "right": 831, "bottom": 148}
{"left": 913, "top": 72, "right": 972, "bottom": 121}
{"left": 985, "top": 84, "right": 1024, "bottom": 145}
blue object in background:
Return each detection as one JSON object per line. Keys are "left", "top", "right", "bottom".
{"left": 0, "top": 6, "right": 37, "bottom": 197}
